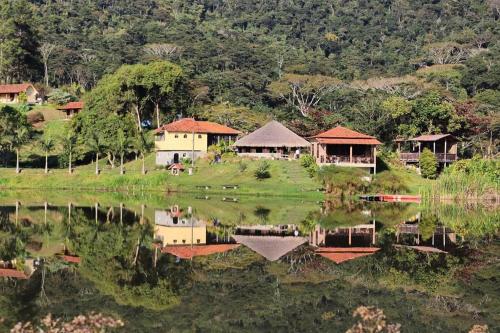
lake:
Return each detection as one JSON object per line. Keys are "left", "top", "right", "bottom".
{"left": 0, "top": 190, "right": 498, "bottom": 332}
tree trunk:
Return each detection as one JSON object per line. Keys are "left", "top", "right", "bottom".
{"left": 155, "top": 102, "right": 161, "bottom": 129}
{"left": 15, "top": 148, "right": 20, "bottom": 174}
{"left": 141, "top": 153, "right": 146, "bottom": 175}
{"left": 44, "top": 61, "right": 49, "bottom": 87}
{"left": 120, "top": 153, "right": 124, "bottom": 175}
{"left": 68, "top": 150, "right": 72, "bottom": 174}
{"left": 95, "top": 152, "right": 99, "bottom": 175}
{"left": 134, "top": 104, "right": 142, "bottom": 132}
{"left": 45, "top": 152, "right": 48, "bottom": 174}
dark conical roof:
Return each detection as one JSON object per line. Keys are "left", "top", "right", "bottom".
{"left": 234, "top": 121, "right": 310, "bottom": 148}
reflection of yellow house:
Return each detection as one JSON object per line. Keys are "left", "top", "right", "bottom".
{"left": 154, "top": 118, "right": 240, "bottom": 165}
{"left": 154, "top": 208, "right": 207, "bottom": 246}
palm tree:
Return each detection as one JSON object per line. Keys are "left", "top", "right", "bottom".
{"left": 133, "top": 131, "right": 154, "bottom": 175}
{"left": 13, "top": 127, "right": 29, "bottom": 174}
{"left": 40, "top": 136, "right": 55, "bottom": 174}
{"left": 62, "top": 132, "right": 76, "bottom": 174}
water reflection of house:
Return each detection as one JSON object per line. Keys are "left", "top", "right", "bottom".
{"left": 396, "top": 218, "right": 456, "bottom": 253}
{"left": 0, "top": 259, "right": 36, "bottom": 280}
{"left": 309, "top": 223, "right": 380, "bottom": 264}
{"left": 235, "top": 224, "right": 299, "bottom": 236}
{"left": 154, "top": 206, "right": 206, "bottom": 246}
{"left": 233, "top": 234, "right": 307, "bottom": 261}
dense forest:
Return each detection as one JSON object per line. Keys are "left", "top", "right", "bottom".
{"left": 1, "top": 0, "right": 499, "bottom": 156}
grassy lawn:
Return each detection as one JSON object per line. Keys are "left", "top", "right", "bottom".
{"left": 0, "top": 155, "right": 324, "bottom": 198}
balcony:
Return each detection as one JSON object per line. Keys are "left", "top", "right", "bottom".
{"left": 319, "top": 155, "right": 375, "bottom": 165}
{"left": 399, "top": 153, "right": 457, "bottom": 163}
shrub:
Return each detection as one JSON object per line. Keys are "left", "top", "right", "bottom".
{"left": 316, "top": 165, "right": 368, "bottom": 195}
{"left": 27, "top": 111, "right": 44, "bottom": 124}
{"left": 299, "top": 154, "right": 315, "bottom": 168}
{"left": 238, "top": 160, "right": 248, "bottom": 173}
{"left": 371, "top": 171, "right": 409, "bottom": 194}
{"left": 420, "top": 148, "right": 438, "bottom": 179}
{"left": 254, "top": 161, "right": 271, "bottom": 180}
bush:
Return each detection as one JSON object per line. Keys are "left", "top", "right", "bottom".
{"left": 254, "top": 161, "right": 271, "bottom": 180}
{"left": 420, "top": 148, "right": 438, "bottom": 179}
{"left": 238, "top": 160, "right": 248, "bottom": 173}
{"left": 371, "top": 171, "right": 409, "bottom": 193}
{"left": 316, "top": 165, "right": 368, "bottom": 195}
{"left": 299, "top": 154, "right": 318, "bottom": 177}
{"left": 27, "top": 111, "right": 44, "bottom": 124}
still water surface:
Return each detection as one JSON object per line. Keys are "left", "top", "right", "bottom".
{"left": 0, "top": 191, "right": 498, "bottom": 332}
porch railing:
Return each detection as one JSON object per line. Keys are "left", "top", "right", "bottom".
{"left": 320, "top": 155, "right": 374, "bottom": 164}
{"left": 399, "top": 152, "right": 457, "bottom": 162}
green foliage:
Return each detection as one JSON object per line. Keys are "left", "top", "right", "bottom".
{"left": 237, "top": 160, "right": 248, "bottom": 173}
{"left": 0, "top": 105, "right": 31, "bottom": 164}
{"left": 316, "top": 165, "right": 368, "bottom": 195}
{"left": 254, "top": 161, "right": 271, "bottom": 180}
{"left": 299, "top": 154, "right": 318, "bottom": 177}
{"left": 47, "top": 89, "right": 76, "bottom": 105}
{"left": 200, "top": 103, "right": 269, "bottom": 132}
{"left": 420, "top": 148, "right": 438, "bottom": 179}
{"left": 371, "top": 171, "right": 409, "bottom": 194}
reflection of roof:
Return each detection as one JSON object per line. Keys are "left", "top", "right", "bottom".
{"left": 316, "top": 247, "right": 380, "bottom": 264}
{"left": 168, "top": 163, "right": 185, "bottom": 170}
{"left": 234, "top": 121, "right": 310, "bottom": 148}
{"left": 58, "top": 101, "right": 84, "bottom": 110}
{"left": 0, "top": 83, "right": 35, "bottom": 94}
{"left": 162, "top": 244, "right": 240, "bottom": 259}
{"left": 155, "top": 118, "right": 241, "bottom": 135}
{"left": 394, "top": 245, "right": 447, "bottom": 254}
{"left": 313, "top": 126, "right": 381, "bottom": 145}
{"left": 233, "top": 235, "right": 307, "bottom": 261}
{"left": 410, "top": 134, "right": 454, "bottom": 142}
{"left": 0, "top": 268, "right": 29, "bottom": 279}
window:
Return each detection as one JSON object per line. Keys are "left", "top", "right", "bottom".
{"left": 155, "top": 134, "right": 164, "bottom": 141}
{"left": 183, "top": 134, "right": 188, "bottom": 138}
{"left": 173, "top": 240, "right": 177, "bottom": 244}
{"left": 256, "top": 148, "right": 263, "bottom": 153}
{"left": 174, "top": 134, "right": 179, "bottom": 138}
{"left": 182, "top": 239, "right": 186, "bottom": 244}
{"left": 197, "top": 239, "right": 201, "bottom": 244}
{"left": 198, "top": 134, "right": 202, "bottom": 139}
{"left": 183, "top": 153, "right": 186, "bottom": 157}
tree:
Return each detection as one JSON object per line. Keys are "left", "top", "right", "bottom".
{"left": 61, "top": 131, "right": 76, "bottom": 174}
{"left": 39, "top": 42, "right": 56, "bottom": 87}
{"left": 133, "top": 132, "right": 153, "bottom": 175}
{"left": 87, "top": 132, "right": 105, "bottom": 175}
{"left": 0, "top": 0, "right": 40, "bottom": 83}
{"left": 269, "top": 74, "right": 342, "bottom": 117}
{"left": 116, "top": 129, "right": 131, "bottom": 175}
{"left": 0, "top": 105, "right": 30, "bottom": 170}
{"left": 420, "top": 148, "right": 438, "bottom": 179}
{"left": 40, "top": 136, "right": 54, "bottom": 174}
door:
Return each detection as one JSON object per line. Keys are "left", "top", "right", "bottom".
{"left": 173, "top": 153, "right": 179, "bottom": 163}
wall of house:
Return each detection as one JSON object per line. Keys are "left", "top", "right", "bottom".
{"left": 0, "top": 93, "right": 18, "bottom": 103}
{"left": 155, "top": 131, "right": 208, "bottom": 152}
{"left": 156, "top": 150, "right": 206, "bottom": 166}
{"left": 155, "top": 226, "right": 207, "bottom": 246}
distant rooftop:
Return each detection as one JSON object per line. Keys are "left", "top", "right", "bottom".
{"left": 156, "top": 118, "right": 241, "bottom": 135}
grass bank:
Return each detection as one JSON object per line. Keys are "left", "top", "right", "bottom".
{"left": 0, "top": 155, "right": 324, "bottom": 198}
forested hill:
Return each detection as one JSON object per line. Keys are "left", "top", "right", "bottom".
{"left": 1, "top": 0, "right": 499, "bottom": 154}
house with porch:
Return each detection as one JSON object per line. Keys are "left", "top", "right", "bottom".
{"left": 154, "top": 118, "right": 241, "bottom": 166}
{"left": 233, "top": 120, "right": 310, "bottom": 159}
{"left": 310, "top": 126, "right": 382, "bottom": 173}
{"left": 0, "top": 83, "right": 38, "bottom": 104}
{"left": 396, "top": 134, "right": 458, "bottom": 167}
{"left": 58, "top": 101, "right": 84, "bottom": 118}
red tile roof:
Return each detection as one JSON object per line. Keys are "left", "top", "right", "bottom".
{"left": 58, "top": 101, "right": 84, "bottom": 110}
{"left": 168, "top": 163, "right": 185, "bottom": 170}
{"left": 0, "top": 268, "right": 29, "bottom": 279}
{"left": 0, "top": 83, "right": 34, "bottom": 94}
{"left": 314, "top": 126, "right": 381, "bottom": 145}
{"left": 155, "top": 118, "right": 241, "bottom": 135}
{"left": 162, "top": 244, "right": 240, "bottom": 259}
{"left": 316, "top": 247, "right": 380, "bottom": 264}
{"left": 61, "top": 255, "right": 81, "bottom": 264}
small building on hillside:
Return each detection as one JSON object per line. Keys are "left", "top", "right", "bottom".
{"left": 233, "top": 120, "right": 310, "bottom": 159}
{"left": 154, "top": 206, "right": 207, "bottom": 246}
{"left": 154, "top": 118, "right": 241, "bottom": 165}
{"left": 0, "top": 83, "right": 38, "bottom": 104}
{"left": 396, "top": 134, "right": 458, "bottom": 167}
{"left": 58, "top": 101, "right": 84, "bottom": 118}
{"left": 310, "top": 126, "right": 381, "bottom": 173}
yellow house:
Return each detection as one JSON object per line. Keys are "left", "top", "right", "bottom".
{"left": 0, "top": 83, "right": 38, "bottom": 104}
{"left": 154, "top": 206, "right": 207, "bottom": 246}
{"left": 154, "top": 118, "right": 241, "bottom": 165}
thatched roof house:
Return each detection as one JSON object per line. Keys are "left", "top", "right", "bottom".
{"left": 233, "top": 235, "right": 307, "bottom": 261}
{"left": 234, "top": 121, "right": 310, "bottom": 158}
